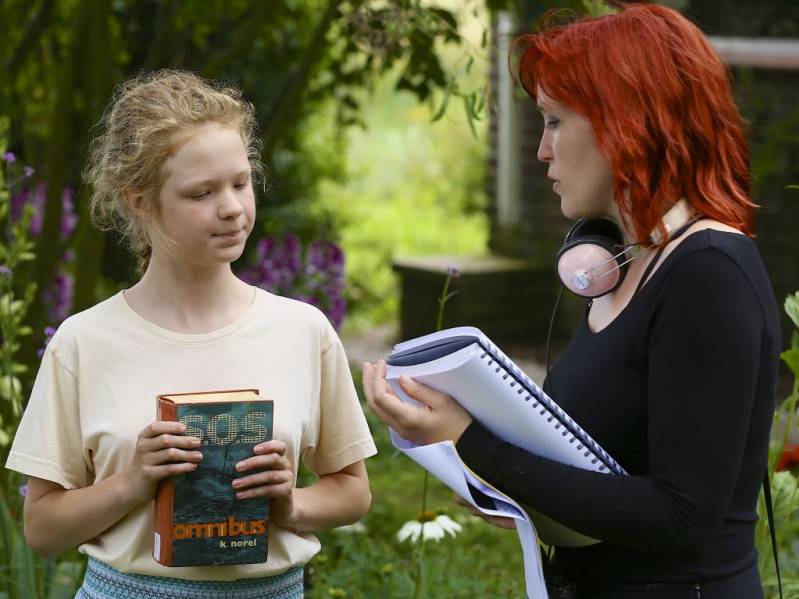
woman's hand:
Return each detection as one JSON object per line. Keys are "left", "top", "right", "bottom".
{"left": 362, "top": 359, "right": 473, "bottom": 445}
{"left": 233, "top": 440, "right": 295, "bottom": 527}
{"left": 453, "top": 494, "right": 516, "bottom": 530}
{"left": 121, "top": 421, "right": 203, "bottom": 504}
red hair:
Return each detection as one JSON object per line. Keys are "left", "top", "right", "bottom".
{"left": 513, "top": 3, "right": 756, "bottom": 244}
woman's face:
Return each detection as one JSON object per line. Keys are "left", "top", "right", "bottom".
{"left": 536, "top": 88, "right": 616, "bottom": 221}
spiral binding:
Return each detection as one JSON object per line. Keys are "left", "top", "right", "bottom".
{"left": 476, "top": 336, "right": 627, "bottom": 476}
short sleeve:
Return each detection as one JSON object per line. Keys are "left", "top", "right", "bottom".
{"left": 5, "top": 344, "right": 90, "bottom": 490}
{"left": 301, "top": 320, "right": 377, "bottom": 476}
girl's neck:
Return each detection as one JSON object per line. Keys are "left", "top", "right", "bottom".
{"left": 124, "top": 253, "right": 254, "bottom": 334}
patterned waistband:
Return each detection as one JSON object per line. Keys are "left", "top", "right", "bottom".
{"left": 76, "top": 558, "right": 304, "bottom": 599}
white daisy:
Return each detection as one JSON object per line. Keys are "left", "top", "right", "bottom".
{"left": 396, "top": 512, "right": 462, "bottom": 544}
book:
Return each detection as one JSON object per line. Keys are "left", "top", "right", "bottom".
{"left": 386, "top": 327, "right": 628, "bottom": 599}
{"left": 153, "top": 388, "right": 274, "bottom": 567}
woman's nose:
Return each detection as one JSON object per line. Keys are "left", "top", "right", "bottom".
{"left": 537, "top": 131, "right": 552, "bottom": 163}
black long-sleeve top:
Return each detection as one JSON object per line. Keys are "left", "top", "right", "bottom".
{"left": 456, "top": 230, "right": 781, "bottom": 585}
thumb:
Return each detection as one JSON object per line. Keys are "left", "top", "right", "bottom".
{"left": 399, "top": 375, "right": 448, "bottom": 408}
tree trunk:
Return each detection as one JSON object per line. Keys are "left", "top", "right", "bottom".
{"left": 71, "top": 0, "right": 115, "bottom": 313}
{"left": 22, "top": 0, "right": 90, "bottom": 365}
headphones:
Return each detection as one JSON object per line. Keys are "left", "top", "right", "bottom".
{"left": 554, "top": 199, "right": 695, "bottom": 299}
{"left": 555, "top": 218, "right": 631, "bottom": 298}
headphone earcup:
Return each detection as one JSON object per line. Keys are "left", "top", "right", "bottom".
{"left": 555, "top": 219, "right": 628, "bottom": 298}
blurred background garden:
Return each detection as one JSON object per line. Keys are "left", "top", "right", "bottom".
{"left": 1, "top": 0, "right": 799, "bottom": 597}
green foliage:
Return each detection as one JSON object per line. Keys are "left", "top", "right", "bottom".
{"left": 312, "top": 71, "right": 489, "bottom": 331}
{"left": 0, "top": 119, "right": 84, "bottom": 599}
{"left": 0, "top": 119, "right": 37, "bottom": 451}
{"left": 306, "top": 395, "right": 526, "bottom": 598}
{"left": 0, "top": 475, "right": 84, "bottom": 599}
{"left": 757, "top": 292, "right": 799, "bottom": 598}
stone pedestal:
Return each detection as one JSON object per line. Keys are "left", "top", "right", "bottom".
{"left": 392, "top": 254, "right": 575, "bottom": 348}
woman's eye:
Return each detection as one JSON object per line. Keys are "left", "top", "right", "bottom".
{"left": 545, "top": 118, "right": 560, "bottom": 129}
{"left": 190, "top": 191, "right": 210, "bottom": 199}
{"left": 234, "top": 183, "right": 247, "bottom": 190}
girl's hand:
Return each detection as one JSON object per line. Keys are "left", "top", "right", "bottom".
{"left": 233, "top": 440, "right": 295, "bottom": 527}
{"left": 362, "top": 360, "right": 473, "bottom": 446}
{"left": 123, "top": 421, "right": 203, "bottom": 504}
{"left": 453, "top": 494, "right": 516, "bottom": 530}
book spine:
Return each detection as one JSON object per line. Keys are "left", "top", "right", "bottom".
{"left": 153, "top": 397, "right": 177, "bottom": 566}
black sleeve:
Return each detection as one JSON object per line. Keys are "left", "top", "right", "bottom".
{"left": 456, "top": 249, "right": 765, "bottom": 558}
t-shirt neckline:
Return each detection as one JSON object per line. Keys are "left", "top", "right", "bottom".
{"left": 115, "top": 287, "right": 263, "bottom": 345}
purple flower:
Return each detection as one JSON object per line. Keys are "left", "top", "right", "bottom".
{"left": 37, "top": 326, "right": 57, "bottom": 358}
{"left": 238, "top": 234, "right": 348, "bottom": 330}
{"left": 447, "top": 266, "right": 460, "bottom": 279}
{"left": 18, "top": 484, "right": 28, "bottom": 498}
{"left": 43, "top": 271, "right": 73, "bottom": 324}
{"left": 23, "top": 166, "right": 34, "bottom": 178}
{"left": 0, "top": 266, "right": 11, "bottom": 277}
{"left": 3, "top": 151, "right": 16, "bottom": 164}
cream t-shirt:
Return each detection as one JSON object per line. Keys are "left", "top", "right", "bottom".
{"left": 6, "top": 288, "right": 377, "bottom": 580}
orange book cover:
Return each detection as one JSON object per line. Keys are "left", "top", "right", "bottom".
{"left": 153, "top": 388, "right": 273, "bottom": 567}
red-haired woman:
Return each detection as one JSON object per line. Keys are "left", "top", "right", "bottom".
{"left": 363, "top": 3, "right": 781, "bottom": 598}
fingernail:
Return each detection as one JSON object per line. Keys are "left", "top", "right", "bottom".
{"left": 232, "top": 479, "right": 242, "bottom": 487}
{"left": 400, "top": 374, "right": 413, "bottom": 385}
{"left": 235, "top": 462, "right": 244, "bottom": 471}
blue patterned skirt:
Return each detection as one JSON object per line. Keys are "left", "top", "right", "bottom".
{"left": 75, "top": 557, "right": 304, "bottom": 599}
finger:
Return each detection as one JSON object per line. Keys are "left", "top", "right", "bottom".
{"left": 141, "top": 421, "right": 187, "bottom": 439}
{"left": 144, "top": 447, "right": 203, "bottom": 466}
{"left": 252, "top": 440, "right": 286, "bottom": 456}
{"left": 139, "top": 433, "right": 201, "bottom": 453}
{"left": 368, "top": 398, "right": 404, "bottom": 432}
{"left": 237, "top": 480, "right": 293, "bottom": 500}
{"left": 483, "top": 516, "right": 517, "bottom": 530}
{"left": 232, "top": 469, "right": 292, "bottom": 491}
{"left": 235, "top": 453, "right": 290, "bottom": 473}
{"left": 371, "top": 388, "right": 423, "bottom": 430}
{"left": 143, "top": 461, "right": 198, "bottom": 480}
{"left": 398, "top": 375, "right": 450, "bottom": 408}
{"left": 361, "top": 362, "right": 374, "bottom": 402}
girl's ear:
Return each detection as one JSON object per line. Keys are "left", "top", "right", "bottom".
{"left": 123, "top": 187, "right": 148, "bottom": 217}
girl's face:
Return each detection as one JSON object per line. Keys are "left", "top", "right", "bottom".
{"left": 154, "top": 122, "right": 255, "bottom": 267}
{"left": 536, "top": 88, "right": 617, "bottom": 221}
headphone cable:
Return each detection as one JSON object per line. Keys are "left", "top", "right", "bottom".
{"left": 545, "top": 285, "right": 565, "bottom": 385}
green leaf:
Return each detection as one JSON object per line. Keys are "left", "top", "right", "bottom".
{"left": 781, "top": 348, "right": 799, "bottom": 378}
{"left": 463, "top": 94, "right": 477, "bottom": 138}
{"left": 431, "top": 82, "right": 452, "bottom": 123}
{"left": 786, "top": 292, "right": 799, "bottom": 329}
{"left": 786, "top": 184, "right": 799, "bottom": 190}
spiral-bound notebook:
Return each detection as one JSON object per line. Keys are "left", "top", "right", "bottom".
{"left": 386, "top": 326, "right": 628, "bottom": 599}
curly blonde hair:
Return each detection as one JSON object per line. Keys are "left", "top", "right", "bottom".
{"left": 84, "top": 69, "right": 264, "bottom": 266}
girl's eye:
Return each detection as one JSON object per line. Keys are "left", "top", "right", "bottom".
{"left": 234, "top": 183, "right": 247, "bottom": 190}
{"left": 545, "top": 118, "right": 560, "bottom": 129}
{"left": 190, "top": 191, "right": 210, "bottom": 199}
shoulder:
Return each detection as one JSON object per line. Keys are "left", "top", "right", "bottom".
{"left": 255, "top": 289, "right": 339, "bottom": 349}
{"left": 655, "top": 229, "right": 779, "bottom": 331}
{"left": 46, "top": 292, "right": 125, "bottom": 353}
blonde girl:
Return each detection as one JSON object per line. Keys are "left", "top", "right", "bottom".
{"left": 6, "top": 70, "right": 376, "bottom": 598}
